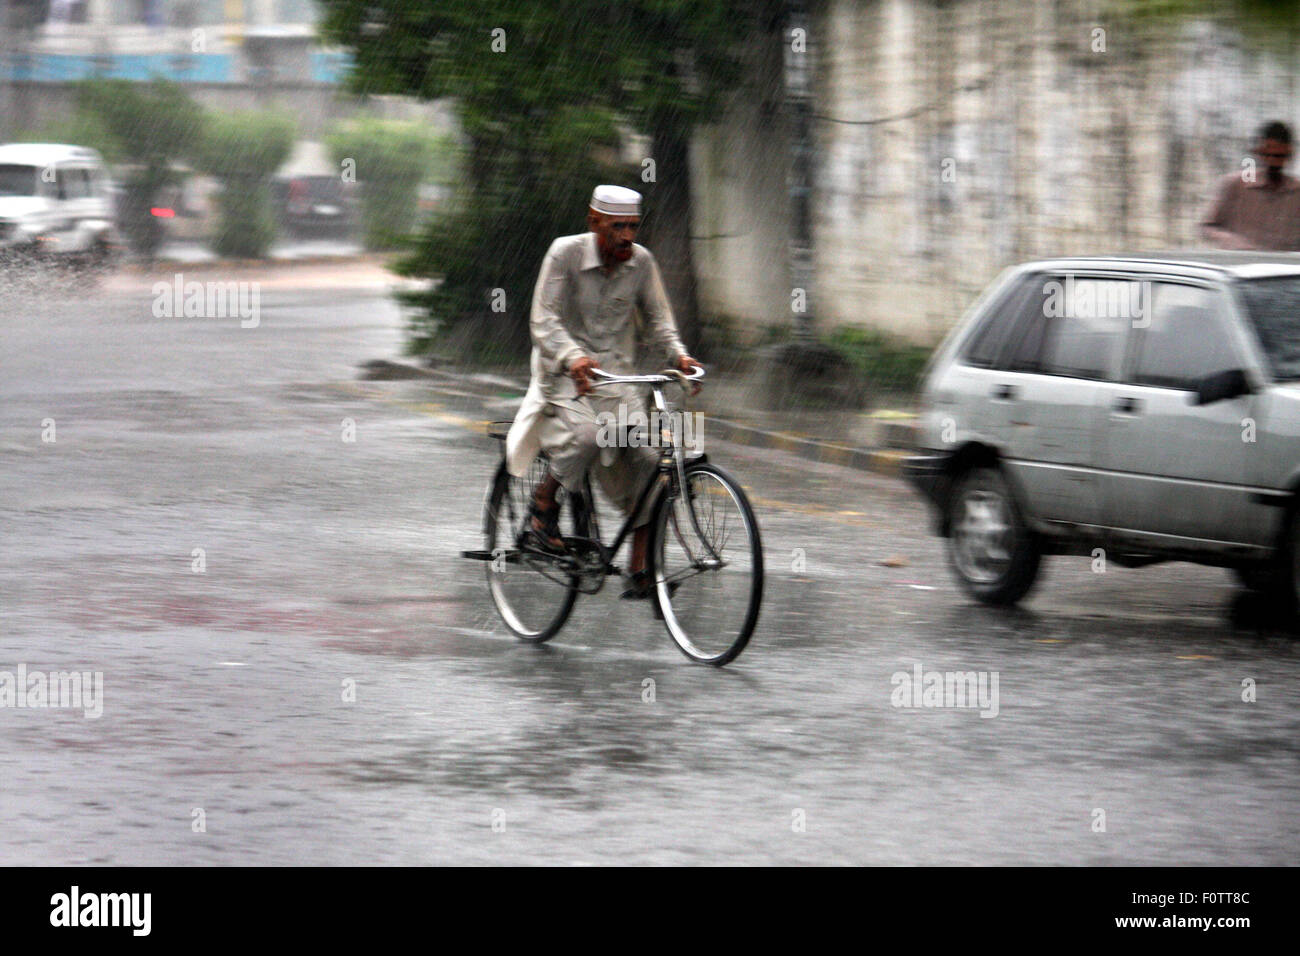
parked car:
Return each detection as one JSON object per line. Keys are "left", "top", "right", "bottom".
{"left": 905, "top": 253, "right": 1300, "bottom": 613}
{"left": 270, "top": 173, "right": 355, "bottom": 236}
{"left": 0, "top": 143, "right": 120, "bottom": 266}
{"left": 149, "top": 170, "right": 218, "bottom": 243}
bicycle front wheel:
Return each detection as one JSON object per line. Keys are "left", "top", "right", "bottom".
{"left": 483, "top": 459, "right": 581, "bottom": 642}
{"left": 650, "top": 462, "right": 764, "bottom": 665}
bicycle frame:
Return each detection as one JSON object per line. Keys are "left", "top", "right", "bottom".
{"left": 468, "top": 366, "right": 720, "bottom": 578}
{"left": 583, "top": 367, "right": 723, "bottom": 570}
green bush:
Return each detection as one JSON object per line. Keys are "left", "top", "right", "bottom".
{"left": 194, "top": 112, "right": 295, "bottom": 258}
{"left": 325, "top": 120, "right": 442, "bottom": 251}
{"left": 825, "top": 325, "right": 933, "bottom": 395}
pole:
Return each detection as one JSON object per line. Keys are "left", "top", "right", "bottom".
{"left": 784, "top": 0, "right": 815, "bottom": 345}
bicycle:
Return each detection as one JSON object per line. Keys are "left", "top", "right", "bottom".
{"left": 461, "top": 366, "right": 764, "bottom": 665}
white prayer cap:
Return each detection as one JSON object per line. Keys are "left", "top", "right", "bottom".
{"left": 590, "top": 185, "right": 641, "bottom": 217}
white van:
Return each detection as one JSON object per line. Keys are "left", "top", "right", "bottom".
{"left": 0, "top": 143, "right": 119, "bottom": 265}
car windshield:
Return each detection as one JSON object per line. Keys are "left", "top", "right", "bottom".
{"left": 1235, "top": 275, "right": 1300, "bottom": 380}
{"left": 0, "top": 164, "right": 39, "bottom": 197}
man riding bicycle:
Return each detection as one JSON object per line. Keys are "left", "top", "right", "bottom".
{"left": 506, "top": 185, "right": 701, "bottom": 599}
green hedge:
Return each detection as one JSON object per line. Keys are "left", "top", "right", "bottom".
{"left": 825, "top": 325, "right": 933, "bottom": 394}
{"left": 193, "top": 112, "right": 295, "bottom": 259}
{"left": 325, "top": 120, "right": 443, "bottom": 251}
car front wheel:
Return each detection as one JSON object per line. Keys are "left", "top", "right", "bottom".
{"left": 946, "top": 466, "right": 1041, "bottom": 606}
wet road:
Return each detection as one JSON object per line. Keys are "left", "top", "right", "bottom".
{"left": 1, "top": 267, "right": 1296, "bottom": 865}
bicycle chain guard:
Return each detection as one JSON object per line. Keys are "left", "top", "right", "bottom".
{"left": 517, "top": 535, "right": 609, "bottom": 595}
{"left": 561, "top": 536, "right": 609, "bottom": 595}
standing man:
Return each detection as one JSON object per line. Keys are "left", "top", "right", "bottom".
{"left": 506, "top": 185, "right": 701, "bottom": 598}
{"left": 1201, "top": 121, "right": 1300, "bottom": 250}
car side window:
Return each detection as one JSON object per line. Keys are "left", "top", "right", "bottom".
{"left": 1003, "top": 275, "right": 1054, "bottom": 372}
{"left": 960, "top": 276, "right": 1035, "bottom": 368}
{"left": 1037, "top": 277, "right": 1134, "bottom": 380}
{"left": 1130, "top": 284, "right": 1239, "bottom": 390}
{"left": 1005, "top": 275, "right": 1128, "bottom": 377}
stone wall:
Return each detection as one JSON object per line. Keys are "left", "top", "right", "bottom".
{"left": 691, "top": 0, "right": 1300, "bottom": 344}
{"left": 689, "top": 24, "right": 793, "bottom": 340}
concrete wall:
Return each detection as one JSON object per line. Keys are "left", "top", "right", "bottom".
{"left": 689, "top": 27, "right": 792, "bottom": 339}
{"left": 692, "top": 0, "right": 1300, "bottom": 344}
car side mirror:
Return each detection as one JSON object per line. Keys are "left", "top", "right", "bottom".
{"left": 1190, "top": 369, "right": 1251, "bottom": 406}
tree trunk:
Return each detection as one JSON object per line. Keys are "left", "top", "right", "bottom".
{"left": 647, "top": 124, "right": 701, "bottom": 355}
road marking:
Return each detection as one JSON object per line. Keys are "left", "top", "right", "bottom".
{"left": 333, "top": 382, "right": 492, "bottom": 433}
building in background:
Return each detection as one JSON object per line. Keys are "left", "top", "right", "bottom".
{"left": 0, "top": 0, "right": 374, "bottom": 141}
{"left": 2, "top": 0, "right": 340, "bottom": 90}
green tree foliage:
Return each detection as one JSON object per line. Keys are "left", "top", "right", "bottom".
{"left": 54, "top": 80, "right": 206, "bottom": 258}
{"left": 1106, "top": 0, "right": 1300, "bottom": 54}
{"left": 193, "top": 112, "right": 295, "bottom": 259}
{"left": 318, "top": 0, "right": 779, "bottom": 359}
{"left": 325, "top": 119, "right": 437, "bottom": 250}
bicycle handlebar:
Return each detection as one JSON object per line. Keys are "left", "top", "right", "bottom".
{"left": 588, "top": 366, "right": 705, "bottom": 387}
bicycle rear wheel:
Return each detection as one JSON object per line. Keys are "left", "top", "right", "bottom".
{"left": 483, "top": 458, "right": 583, "bottom": 642}
{"left": 649, "top": 461, "right": 763, "bottom": 665}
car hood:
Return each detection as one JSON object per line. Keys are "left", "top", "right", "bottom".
{"left": 0, "top": 196, "right": 47, "bottom": 220}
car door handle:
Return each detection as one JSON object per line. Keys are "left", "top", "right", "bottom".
{"left": 1112, "top": 396, "right": 1141, "bottom": 414}
{"left": 991, "top": 384, "right": 1017, "bottom": 400}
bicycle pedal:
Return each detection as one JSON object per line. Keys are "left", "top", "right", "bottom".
{"left": 462, "top": 549, "right": 522, "bottom": 564}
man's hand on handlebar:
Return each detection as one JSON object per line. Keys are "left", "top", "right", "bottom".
{"left": 568, "top": 354, "right": 599, "bottom": 396}
{"left": 678, "top": 354, "right": 703, "bottom": 395}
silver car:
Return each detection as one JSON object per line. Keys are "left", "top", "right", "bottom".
{"left": 905, "top": 253, "right": 1300, "bottom": 611}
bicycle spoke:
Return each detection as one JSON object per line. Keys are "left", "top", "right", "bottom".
{"left": 668, "top": 506, "right": 701, "bottom": 566}
{"left": 484, "top": 461, "right": 579, "bottom": 642}
{"left": 654, "top": 465, "right": 763, "bottom": 665}
{"left": 662, "top": 566, "right": 707, "bottom": 586}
